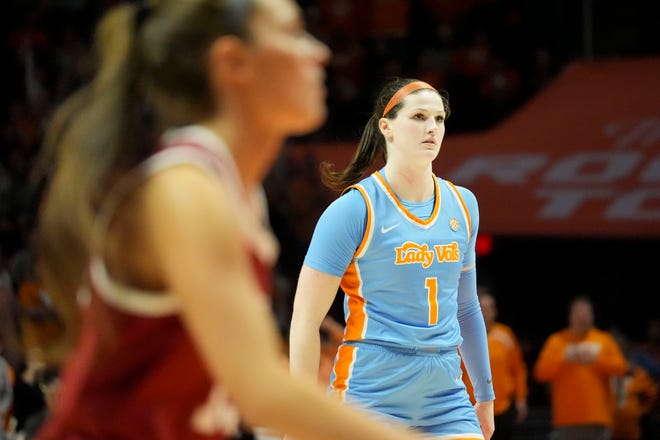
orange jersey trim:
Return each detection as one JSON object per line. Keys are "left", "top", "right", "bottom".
{"left": 373, "top": 171, "right": 441, "bottom": 228}
{"left": 445, "top": 180, "right": 472, "bottom": 243}
{"left": 341, "top": 260, "right": 367, "bottom": 340}
{"left": 331, "top": 344, "right": 357, "bottom": 400}
{"left": 342, "top": 184, "right": 374, "bottom": 258}
{"left": 338, "top": 185, "right": 371, "bottom": 345}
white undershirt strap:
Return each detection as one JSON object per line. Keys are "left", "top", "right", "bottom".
{"left": 88, "top": 125, "right": 237, "bottom": 316}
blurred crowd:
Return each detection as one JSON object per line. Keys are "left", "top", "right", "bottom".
{"left": 1, "top": 0, "right": 658, "bottom": 439}
{"left": 0, "top": 0, "right": 655, "bottom": 320}
{"left": 301, "top": 0, "right": 576, "bottom": 139}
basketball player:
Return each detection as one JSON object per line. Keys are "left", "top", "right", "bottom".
{"left": 34, "top": 1, "right": 431, "bottom": 439}
{"left": 289, "top": 78, "right": 496, "bottom": 439}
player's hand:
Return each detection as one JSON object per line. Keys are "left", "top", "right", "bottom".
{"left": 576, "top": 342, "right": 601, "bottom": 363}
{"left": 190, "top": 386, "right": 240, "bottom": 436}
{"left": 474, "top": 400, "right": 495, "bottom": 440}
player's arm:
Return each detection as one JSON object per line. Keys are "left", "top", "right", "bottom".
{"left": 456, "top": 187, "right": 493, "bottom": 403}
{"left": 289, "top": 265, "right": 341, "bottom": 384}
{"left": 142, "top": 167, "right": 423, "bottom": 440}
{"left": 289, "top": 189, "right": 366, "bottom": 385}
{"left": 455, "top": 187, "right": 494, "bottom": 440}
{"left": 458, "top": 267, "right": 495, "bottom": 440}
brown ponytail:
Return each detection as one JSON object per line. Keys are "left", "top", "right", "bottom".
{"left": 36, "top": 0, "right": 256, "bottom": 354}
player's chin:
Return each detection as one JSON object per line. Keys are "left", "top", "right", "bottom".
{"left": 287, "top": 105, "right": 328, "bottom": 136}
{"left": 419, "top": 148, "right": 440, "bottom": 162}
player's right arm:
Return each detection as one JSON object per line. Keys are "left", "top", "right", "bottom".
{"left": 289, "top": 265, "right": 341, "bottom": 384}
{"left": 289, "top": 188, "right": 366, "bottom": 385}
{"left": 140, "top": 167, "right": 423, "bottom": 440}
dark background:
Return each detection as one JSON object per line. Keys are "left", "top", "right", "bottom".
{"left": 1, "top": 1, "right": 659, "bottom": 436}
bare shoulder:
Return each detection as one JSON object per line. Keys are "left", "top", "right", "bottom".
{"left": 104, "top": 164, "right": 241, "bottom": 287}
{"left": 137, "top": 164, "right": 241, "bottom": 249}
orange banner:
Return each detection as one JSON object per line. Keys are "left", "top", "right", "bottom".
{"left": 290, "top": 57, "right": 660, "bottom": 237}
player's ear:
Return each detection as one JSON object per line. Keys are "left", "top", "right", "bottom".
{"left": 378, "top": 117, "right": 392, "bottom": 140}
{"left": 208, "top": 35, "right": 253, "bottom": 86}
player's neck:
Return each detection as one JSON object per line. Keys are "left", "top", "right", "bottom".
{"left": 569, "top": 325, "right": 592, "bottom": 337}
{"left": 382, "top": 162, "right": 435, "bottom": 203}
{"left": 205, "top": 116, "right": 282, "bottom": 189}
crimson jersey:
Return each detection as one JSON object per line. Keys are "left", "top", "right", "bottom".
{"left": 37, "top": 125, "right": 277, "bottom": 439}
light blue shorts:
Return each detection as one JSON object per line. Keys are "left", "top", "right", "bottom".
{"left": 328, "top": 341, "right": 483, "bottom": 439}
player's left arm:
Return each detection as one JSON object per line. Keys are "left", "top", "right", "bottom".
{"left": 456, "top": 187, "right": 493, "bottom": 401}
{"left": 455, "top": 187, "right": 494, "bottom": 439}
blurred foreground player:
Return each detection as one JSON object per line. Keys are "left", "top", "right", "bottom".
{"left": 35, "top": 1, "right": 432, "bottom": 439}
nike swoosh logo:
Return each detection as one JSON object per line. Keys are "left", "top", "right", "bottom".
{"left": 380, "top": 223, "right": 400, "bottom": 234}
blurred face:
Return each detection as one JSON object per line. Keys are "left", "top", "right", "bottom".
{"left": 568, "top": 300, "right": 594, "bottom": 334}
{"left": 379, "top": 89, "right": 446, "bottom": 166}
{"left": 245, "top": 0, "right": 330, "bottom": 135}
{"left": 479, "top": 294, "right": 497, "bottom": 328}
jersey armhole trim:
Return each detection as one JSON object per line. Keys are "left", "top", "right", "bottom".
{"left": 90, "top": 147, "right": 224, "bottom": 259}
{"left": 342, "top": 184, "right": 374, "bottom": 258}
{"left": 87, "top": 147, "right": 229, "bottom": 317}
{"left": 445, "top": 180, "right": 472, "bottom": 243}
{"left": 89, "top": 257, "right": 179, "bottom": 316}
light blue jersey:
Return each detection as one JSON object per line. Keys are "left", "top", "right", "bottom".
{"left": 340, "top": 171, "right": 475, "bottom": 349}
{"left": 304, "top": 169, "right": 494, "bottom": 438}
{"left": 305, "top": 170, "right": 480, "bottom": 349}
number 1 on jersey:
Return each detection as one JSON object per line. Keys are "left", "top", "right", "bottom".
{"left": 425, "top": 277, "right": 439, "bottom": 326}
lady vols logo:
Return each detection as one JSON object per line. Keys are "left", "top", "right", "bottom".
{"left": 394, "top": 241, "right": 461, "bottom": 268}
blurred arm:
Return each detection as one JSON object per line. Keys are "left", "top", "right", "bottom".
{"left": 144, "top": 166, "right": 425, "bottom": 440}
